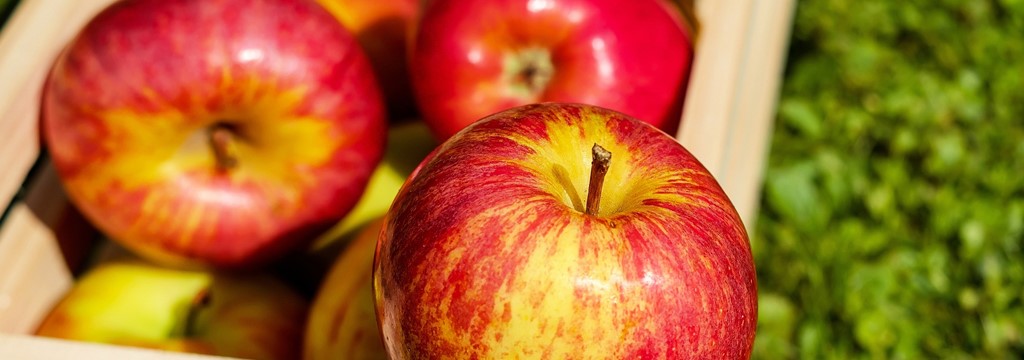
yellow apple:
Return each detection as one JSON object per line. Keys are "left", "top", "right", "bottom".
{"left": 304, "top": 218, "right": 386, "bottom": 360}
{"left": 35, "top": 260, "right": 308, "bottom": 360}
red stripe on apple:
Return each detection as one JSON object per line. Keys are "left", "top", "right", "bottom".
{"left": 41, "top": 0, "right": 387, "bottom": 269}
{"left": 410, "top": 0, "right": 694, "bottom": 141}
{"left": 375, "top": 103, "right": 756, "bottom": 359}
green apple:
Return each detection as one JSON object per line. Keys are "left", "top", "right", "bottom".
{"left": 35, "top": 260, "right": 308, "bottom": 360}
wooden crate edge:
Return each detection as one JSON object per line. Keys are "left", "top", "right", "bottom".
{"left": 678, "top": 0, "right": 797, "bottom": 234}
{"left": 0, "top": 334, "right": 234, "bottom": 360}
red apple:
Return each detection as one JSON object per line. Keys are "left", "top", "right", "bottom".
{"left": 374, "top": 103, "right": 756, "bottom": 359}
{"left": 304, "top": 218, "right": 387, "bottom": 360}
{"left": 315, "top": 0, "right": 420, "bottom": 118}
{"left": 35, "top": 259, "right": 308, "bottom": 360}
{"left": 41, "top": 0, "right": 387, "bottom": 268}
{"left": 409, "top": 0, "right": 693, "bottom": 141}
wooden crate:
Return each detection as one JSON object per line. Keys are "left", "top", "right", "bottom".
{"left": 0, "top": 0, "right": 796, "bottom": 357}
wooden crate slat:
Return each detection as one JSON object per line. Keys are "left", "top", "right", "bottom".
{"left": 0, "top": 202, "right": 74, "bottom": 334}
{"left": 678, "top": 0, "right": 796, "bottom": 233}
{"left": 0, "top": 161, "right": 94, "bottom": 334}
{"left": 0, "top": 334, "right": 232, "bottom": 360}
{"left": 0, "top": 0, "right": 118, "bottom": 209}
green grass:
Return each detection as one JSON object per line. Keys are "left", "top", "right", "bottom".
{"left": 752, "top": 0, "right": 1024, "bottom": 358}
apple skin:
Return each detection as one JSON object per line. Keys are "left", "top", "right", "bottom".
{"left": 316, "top": 0, "right": 419, "bottom": 118}
{"left": 35, "top": 260, "right": 308, "bottom": 360}
{"left": 409, "top": 0, "right": 693, "bottom": 141}
{"left": 312, "top": 121, "right": 437, "bottom": 251}
{"left": 304, "top": 218, "right": 387, "bottom": 360}
{"left": 374, "top": 103, "right": 756, "bottom": 359}
{"left": 41, "top": 0, "right": 387, "bottom": 269}
{"left": 283, "top": 121, "right": 436, "bottom": 295}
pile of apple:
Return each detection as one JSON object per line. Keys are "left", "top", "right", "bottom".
{"left": 33, "top": 0, "right": 756, "bottom": 359}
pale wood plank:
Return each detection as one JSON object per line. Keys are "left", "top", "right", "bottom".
{"left": 0, "top": 162, "right": 75, "bottom": 334}
{"left": 0, "top": 203, "right": 73, "bottom": 335}
{"left": 679, "top": 0, "right": 796, "bottom": 233}
{"left": 0, "top": 0, "right": 118, "bottom": 210}
{"left": 0, "top": 0, "right": 118, "bottom": 335}
{"left": 0, "top": 334, "right": 231, "bottom": 360}
{"left": 717, "top": 0, "right": 797, "bottom": 235}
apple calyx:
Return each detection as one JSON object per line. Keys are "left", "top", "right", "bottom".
{"left": 208, "top": 123, "right": 239, "bottom": 171}
{"left": 183, "top": 287, "right": 212, "bottom": 338}
{"left": 585, "top": 143, "right": 611, "bottom": 216}
{"left": 505, "top": 47, "right": 554, "bottom": 99}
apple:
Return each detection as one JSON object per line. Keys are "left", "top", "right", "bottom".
{"left": 315, "top": 0, "right": 420, "bottom": 118}
{"left": 281, "top": 121, "right": 436, "bottom": 294}
{"left": 409, "top": 0, "right": 694, "bottom": 141}
{"left": 35, "top": 259, "right": 308, "bottom": 360}
{"left": 374, "top": 103, "right": 757, "bottom": 359}
{"left": 40, "top": 0, "right": 387, "bottom": 269}
{"left": 311, "top": 121, "right": 437, "bottom": 251}
{"left": 304, "top": 218, "right": 387, "bottom": 360}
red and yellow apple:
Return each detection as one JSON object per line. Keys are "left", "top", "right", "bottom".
{"left": 374, "top": 103, "right": 757, "bottom": 359}
{"left": 304, "top": 218, "right": 387, "bottom": 360}
{"left": 284, "top": 121, "right": 436, "bottom": 293}
{"left": 409, "top": 0, "right": 694, "bottom": 140}
{"left": 311, "top": 121, "right": 437, "bottom": 251}
{"left": 35, "top": 260, "right": 308, "bottom": 360}
{"left": 40, "top": 0, "right": 387, "bottom": 268}
{"left": 316, "top": 0, "right": 420, "bottom": 118}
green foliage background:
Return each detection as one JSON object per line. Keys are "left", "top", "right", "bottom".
{"left": 753, "top": 0, "right": 1024, "bottom": 358}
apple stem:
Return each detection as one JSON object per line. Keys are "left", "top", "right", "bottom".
{"left": 520, "top": 63, "right": 543, "bottom": 92}
{"left": 209, "top": 124, "right": 238, "bottom": 171}
{"left": 586, "top": 143, "right": 612, "bottom": 216}
{"left": 507, "top": 48, "right": 554, "bottom": 98}
{"left": 184, "top": 288, "right": 212, "bottom": 337}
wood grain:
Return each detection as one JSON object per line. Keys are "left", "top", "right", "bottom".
{"left": 0, "top": 334, "right": 230, "bottom": 360}
{"left": 678, "top": 0, "right": 797, "bottom": 233}
{"left": 0, "top": 0, "right": 117, "bottom": 209}
{"left": 0, "top": 0, "right": 115, "bottom": 337}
